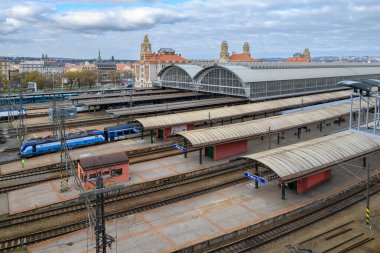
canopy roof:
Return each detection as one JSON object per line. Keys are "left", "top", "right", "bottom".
{"left": 239, "top": 131, "right": 380, "bottom": 182}
{"left": 176, "top": 100, "right": 368, "bottom": 148}
{"left": 136, "top": 90, "right": 351, "bottom": 130}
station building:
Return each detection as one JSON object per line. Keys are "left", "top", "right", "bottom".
{"left": 155, "top": 62, "right": 380, "bottom": 101}
{"left": 78, "top": 152, "right": 129, "bottom": 190}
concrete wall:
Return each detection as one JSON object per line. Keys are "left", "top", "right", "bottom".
{"left": 297, "top": 170, "right": 331, "bottom": 193}
{"left": 214, "top": 140, "right": 248, "bottom": 160}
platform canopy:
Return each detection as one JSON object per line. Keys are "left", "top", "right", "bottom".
{"left": 176, "top": 100, "right": 370, "bottom": 148}
{"left": 83, "top": 92, "right": 203, "bottom": 106}
{"left": 136, "top": 90, "right": 351, "bottom": 130}
{"left": 238, "top": 131, "right": 380, "bottom": 182}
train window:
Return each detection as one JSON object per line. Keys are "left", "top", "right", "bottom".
{"left": 111, "top": 168, "right": 123, "bottom": 176}
{"left": 82, "top": 174, "right": 87, "bottom": 181}
{"left": 103, "top": 170, "right": 110, "bottom": 176}
{"left": 89, "top": 173, "right": 97, "bottom": 179}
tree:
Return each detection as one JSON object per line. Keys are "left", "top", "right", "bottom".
{"left": 0, "top": 73, "right": 9, "bottom": 90}
{"left": 64, "top": 71, "right": 80, "bottom": 90}
{"left": 107, "top": 70, "right": 118, "bottom": 85}
{"left": 21, "top": 71, "right": 48, "bottom": 90}
{"left": 79, "top": 70, "right": 97, "bottom": 89}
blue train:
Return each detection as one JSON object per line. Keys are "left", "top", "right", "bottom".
{"left": 19, "top": 124, "right": 141, "bottom": 157}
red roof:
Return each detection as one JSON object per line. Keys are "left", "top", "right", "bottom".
{"left": 229, "top": 54, "right": 257, "bottom": 62}
{"left": 147, "top": 53, "right": 190, "bottom": 63}
{"left": 284, "top": 56, "right": 311, "bottom": 62}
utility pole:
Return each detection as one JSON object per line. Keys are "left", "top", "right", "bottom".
{"left": 366, "top": 162, "right": 370, "bottom": 226}
{"left": 80, "top": 177, "right": 125, "bottom": 253}
{"left": 59, "top": 111, "right": 69, "bottom": 192}
{"left": 7, "top": 87, "right": 15, "bottom": 129}
{"left": 52, "top": 96, "right": 58, "bottom": 139}
{"left": 17, "top": 91, "right": 26, "bottom": 146}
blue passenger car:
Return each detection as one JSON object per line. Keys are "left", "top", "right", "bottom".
{"left": 104, "top": 124, "right": 141, "bottom": 142}
{"left": 20, "top": 130, "right": 105, "bottom": 157}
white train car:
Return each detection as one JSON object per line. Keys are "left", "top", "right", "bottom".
{"left": 0, "top": 108, "right": 27, "bottom": 119}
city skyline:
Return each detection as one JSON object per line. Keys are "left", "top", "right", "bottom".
{"left": 1, "top": 0, "right": 380, "bottom": 59}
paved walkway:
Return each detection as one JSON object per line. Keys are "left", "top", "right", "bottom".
{"left": 28, "top": 165, "right": 376, "bottom": 253}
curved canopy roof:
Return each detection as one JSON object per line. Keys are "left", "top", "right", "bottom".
{"left": 158, "top": 64, "right": 204, "bottom": 79}
{"left": 176, "top": 100, "right": 366, "bottom": 148}
{"left": 239, "top": 131, "right": 380, "bottom": 182}
{"left": 212, "top": 65, "right": 380, "bottom": 83}
{"left": 136, "top": 90, "right": 351, "bottom": 129}
{"left": 160, "top": 63, "right": 380, "bottom": 84}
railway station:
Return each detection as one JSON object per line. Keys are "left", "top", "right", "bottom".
{"left": 1, "top": 64, "right": 380, "bottom": 253}
{"left": 156, "top": 63, "right": 380, "bottom": 100}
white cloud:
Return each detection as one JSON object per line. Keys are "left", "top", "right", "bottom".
{"left": 53, "top": 7, "right": 187, "bottom": 32}
{"left": 0, "top": 0, "right": 380, "bottom": 58}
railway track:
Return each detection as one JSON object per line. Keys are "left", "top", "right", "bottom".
{"left": 0, "top": 160, "right": 251, "bottom": 252}
{"left": 0, "top": 145, "right": 179, "bottom": 193}
{"left": 7, "top": 116, "right": 117, "bottom": 135}
{"left": 195, "top": 178, "right": 380, "bottom": 253}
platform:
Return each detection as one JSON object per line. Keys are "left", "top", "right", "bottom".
{"left": 7, "top": 150, "right": 219, "bottom": 214}
{"left": 5, "top": 119, "right": 351, "bottom": 214}
{"left": 24, "top": 112, "right": 97, "bottom": 125}
{"left": 27, "top": 162, "right": 379, "bottom": 253}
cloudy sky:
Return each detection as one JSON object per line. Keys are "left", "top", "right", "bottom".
{"left": 0, "top": 0, "right": 379, "bottom": 60}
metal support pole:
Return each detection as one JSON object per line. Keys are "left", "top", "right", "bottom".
{"left": 150, "top": 130, "right": 154, "bottom": 144}
{"left": 241, "top": 116, "right": 244, "bottom": 122}
{"left": 338, "top": 117, "right": 341, "bottom": 126}
{"left": 374, "top": 96, "right": 378, "bottom": 135}
{"left": 230, "top": 117, "right": 233, "bottom": 124}
{"left": 141, "top": 130, "right": 144, "bottom": 140}
{"left": 282, "top": 183, "right": 286, "bottom": 200}
{"left": 255, "top": 163, "right": 258, "bottom": 189}
{"left": 358, "top": 94, "right": 362, "bottom": 130}
{"left": 277, "top": 132, "right": 280, "bottom": 145}
{"left": 199, "top": 149, "right": 202, "bottom": 164}
{"left": 366, "top": 96, "right": 370, "bottom": 129}
{"left": 221, "top": 118, "right": 224, "bottom": 126}
{"left": 297, "top": 128, "right": 301, "bottom": 139}
{"left": 184, "top": 152, "right": 187, "bottom": 158}
{"left": 349, "top": 94, "right": 353, "bottom": 129}
{"left": 366, "top": 162, "right": 370, "bottom": 226}
{"left": 268, "top": 127, "right": 271, "bottom": 150}
{"left": 320, "top": 121, "right": 323, "bottom": 132}
{"left": 363, "top": 156, "right": 367, "bottom": 168}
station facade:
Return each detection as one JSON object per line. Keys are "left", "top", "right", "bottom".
{"left": 155, "top": 63, "right": 380, "bottom": 101}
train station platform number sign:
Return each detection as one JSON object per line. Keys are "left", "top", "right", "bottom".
{"left": 244, "top": 172, "right": 266, "bottom": 184}
{"left": 173, "top": 144, "right": 187, "bottom": 152}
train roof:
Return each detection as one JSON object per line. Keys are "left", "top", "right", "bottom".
{"left": 79, "top": 152, "right": 129, "bottom": 171}
{"left": 104, "top": 124, "right": 137, "bottom": 131}
{"left": 22, "top": 129, "right": 103, "bottom": 145}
